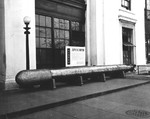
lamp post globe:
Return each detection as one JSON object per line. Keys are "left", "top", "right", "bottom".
{"left": 23, "top": 16, "right": 31, "bottom": 24}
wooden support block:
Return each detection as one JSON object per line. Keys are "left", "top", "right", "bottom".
{"left": 120, "top": 71, "right": 125, "bottom": 78}
{"left": 77, "top": 76, "right": 83, "bottom": 86}
{"left": 40, "top": 78, "right": 56, "bottom": 89}
{"left": 116, "top": 71, "right": 125, "bottom": 78}
{"left": 50, "top": 78, "right": 56, "bottom": 89}
{"left": 97, "top": 73, "right": 106, "bottom": 82}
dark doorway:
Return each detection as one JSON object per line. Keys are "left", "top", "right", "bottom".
{"left": 122, "top": 27, "right": 134, "bottom": 65}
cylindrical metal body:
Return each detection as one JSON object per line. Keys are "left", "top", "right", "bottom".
{"left": 16, "top": 69, "right": 52, "bottom": 86}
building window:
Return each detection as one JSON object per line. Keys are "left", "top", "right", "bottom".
{"left": 36, "top": 15, "right": 53, "bottom": 68}
{"left": 147, "top": 0, "right": 150, "bottom": 9}
{"left": 146, "top": 0, "right": 150, "bottom": 20}
{"left": 36, "top": 15, "right": 52, "bottom": 48}
{"left": 146, "top": 10, "right": 150, "bottom": 20}
{"left": 54, "top": 18, "right": 70, "bottom": 49}
{"left": 71, "top": 21, "right": 85, "bottom": 46}
{"left": 121, "top": 0, "right": 131, "bottom": 10}
{"left": 36, "top": 14, "right": 85, "bottom": 69}
{"left": 122, "top": 27, "right": 134, "bottom": 65}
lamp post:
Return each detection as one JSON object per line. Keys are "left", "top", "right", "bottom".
{"left": 23, "top": 16, "right": 31, "bottom": 70}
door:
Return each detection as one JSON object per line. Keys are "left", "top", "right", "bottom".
{"left": 122, "top": 27, "right": 134, "bottom": 65}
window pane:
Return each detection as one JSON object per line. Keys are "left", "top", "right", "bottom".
{"left": 65, "top": 31, "right": 69, "bottom": 39}
{"left": 40, "top": 38, "right": 47, "bottom": 48}
{"left": 121, "top": 0, "right": 130, "bottom": 10}
{"left": 124, "top": 1, "right": 128, "bottom": 7}
{"left": 60, "top": 30, "right": 65, "bottom": 39}
{"left": 46, "top": 28, "right": 51, "bottom": 38}
{"left": 65, "top": 39, "right": 69, "bottom": 46}
{"left": 40, "top": 28, "right": 46, "bottom": 37}
{"left": 54, "top": 39, "right": 60, "bottom": 49}
{"left": 59, "top": 39, "right": 65, "bottom": 49}
{"left": 147, "top": 10, "right": 150, "bottom": 20}
{"left": 40, "top": 15, "right": 45, "bottom": 26}
{"left": 54, "top": 18, "right": 59, "bottom": 28}
{"left": 47, "top": 38, "right": 52, "bottom": 48}
{"left": 36, "top": 27, "right": 40, "bottom": 37}
{"left": 59, "top": 19, "right": 65, "bottom": 29}
{"left": 54, "top": 29, "right": 60, "bottom": 38}
{"left": 36, "top": 38, "right": 40, "bottom": 48}
{"left": 147, "top": 0, "right": 150, "bottom": 9}
{"left": 36, "top": 15, "right": 39, "bottom": 25}
{"left": 46, "top": 17, "right": 51, "bottom": 27}
{"left": 76, "top": 22, "right": 80, "bottom": 31}
{"left": 71, "top": 22, "right": 76, "bottom": 30}
{"left": 40, "top": 38, "right": 52, "bottom": 48}
{"left": 65, "top": 20, "right": 69, "bottom": 30}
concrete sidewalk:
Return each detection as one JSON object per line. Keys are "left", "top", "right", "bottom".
{"left": 0, "top": 73, "right": 150, "bottom": 118}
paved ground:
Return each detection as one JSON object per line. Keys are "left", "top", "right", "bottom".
{"left": 5, "top": 81, "right": 150, "bottom": 119}
{"left": 52, "top": 83, "right": 150, "bottom": 119}
{"left": 0, "top": 73, "right": 150, "bottom": 119}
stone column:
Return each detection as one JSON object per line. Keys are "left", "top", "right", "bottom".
{"left": 4, "top": 0, "right": 36, "bottom": 90}
{"left": 85, "top": 0, "right": 105, "bottom": 66}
